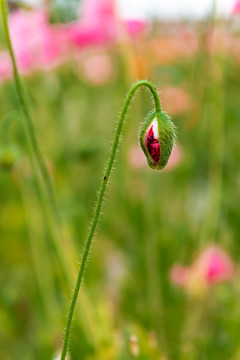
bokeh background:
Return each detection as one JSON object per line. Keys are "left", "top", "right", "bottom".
{"left": 1, "top": 0, "right": 240, "bottom": 359}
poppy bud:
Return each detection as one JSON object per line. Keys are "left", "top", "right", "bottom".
{"left": 139, "top": 112, "right": 176, "bottom": 170}
{"left": 0, "top": 144, "right": 19, "bottom": 170}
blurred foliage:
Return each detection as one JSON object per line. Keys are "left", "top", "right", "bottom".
{"left": 50, "top": 0, "right": 82, "bottom": 24}
{"left": 1, "top": 13, "right": 240, "bottom": 360}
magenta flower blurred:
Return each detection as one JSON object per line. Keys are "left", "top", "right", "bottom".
{"left": 0, "top": 10, "right": 67, "bottom": 82}
{"left": 67, "top": 0, "right": 146, "bottom": 47}
{"left": 170, "top": 246, "right": 237, "bottom": 295}
{"left": 0, "top": 1, "right": 146, "bottom": 83}
{"left": 9, "top": 10, "right": 63, "bottom": 72}
{"left": 233, "top": 0, "right": 240, "bottom": 14}
{"left": 125, "top": 20, "right": 145, "bottom": 35}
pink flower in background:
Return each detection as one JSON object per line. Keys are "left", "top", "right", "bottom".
{"left": 80, "top": 50, "right": 114, "bottom": 85}
{"left": 67, "top": 0, "right": 146, "bottom": 47}
{"left": 233, "top": 0, "right": 240, "bottom": 14}
{"left": 67, "top": 0, "right": 114, "bottom": 46}
{"left": 9, "top": 10, "right": 64, "bottom": 72}
{"left": 0, "top": 1, "right": 146, "bottom": 83}
{"left": 170, "top": 246, "right": 237, "bottom": 295}
{"left": 0, "top": 10, "right": 68, "bottom": 82}
{"left": 130, "top": 145, "right": 147, "bottom": 169}
{"left": 164, "top": 145, "right": 182, "bottom": 171}
{"left": 125, "top": 20, "right": 146, "bottom": 36}
{"left": 203, "top": 247, "right": 235, "bottom": 284}
{"left": 170, "top": 264, "right": 189, "bottom": 287}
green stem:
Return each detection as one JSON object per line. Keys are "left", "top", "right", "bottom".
{"left": 0, "top": 3, "right": 102, "bottom": 348}
{"left": 61, "top": 80, "right": 161, "bottom": 359}
{"left": 0, "top": 0, "right": 60, "bottom": 222}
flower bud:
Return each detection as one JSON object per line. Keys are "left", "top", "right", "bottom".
{"left": 0, "top": 144, "right": 19, "bottom": 170}
{"left": 139, "top": 112, "right": 176, "bottom": 170}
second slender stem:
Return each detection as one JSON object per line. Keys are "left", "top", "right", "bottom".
{"left": 0, "top": 0, "right": 60, "bottom": 222}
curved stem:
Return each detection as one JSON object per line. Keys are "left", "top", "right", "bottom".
{"left": 0, "top": 0, "right": 60, "bottom": 222}
{"left": 61, "top": 80, "right": 161, "bottom": 359}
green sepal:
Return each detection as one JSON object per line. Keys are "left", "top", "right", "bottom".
{"left": 139, "top": 111, "right": 176, "bottom": 170}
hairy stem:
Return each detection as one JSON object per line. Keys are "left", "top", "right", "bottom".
{"left": 61, "top": 80, "right": 161, "bottom": 359}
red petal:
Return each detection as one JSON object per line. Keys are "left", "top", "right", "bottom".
{"left": 146, "top": 125, "right": 160, "bottom": 163}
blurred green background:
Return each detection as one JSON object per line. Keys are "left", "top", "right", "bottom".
{"left": 1, "top": 1, "right": 240, "bottom": 359}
